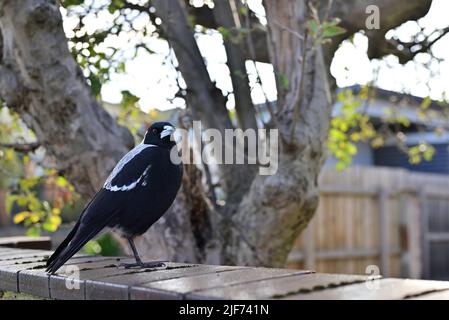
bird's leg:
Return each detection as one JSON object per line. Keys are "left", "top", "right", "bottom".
{"left": 120, "top": 237, "right": 166, "bottom": 269}
{"left": 128, "top": 237, "right": 143, "bottom": 265}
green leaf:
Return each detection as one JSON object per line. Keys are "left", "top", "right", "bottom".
{"left": 420, "top": 97, "right": 432, "bottom": 110}
{"left": 217, "top": 27, "right": 231, "bottom": 40}
{"left": 278, "top": 74, "right": 289, "bottom": 90}
{"left": 120, "top": 90, "right": 140, "bottom": 108}
{"left": 61, "top": 0, "right": 85, "bottom": 8}
{"left": 322, "top": 25, "right": 346, "bottom": 38}
{"left": 84, "top": 240, "right": 102, "bottom": 255}
{"left": 26, "top": 225, "right": 41, "bottom": 237}
{"left": 335, "top": 162, "right": 346, "bottom": 171}
{"left": 239, "top": 6, "right": 248, "bottom": 15}
{"left": 108, "top": 0, "right": 125, "bottom": 13}
{"left": 89, "top": 74, "right": 102, "bottom": 97}
{"left": 307, "top": 19, "right": 319, "bottom": 38}
{"left": 55, "top": 176, "right": 69, "bottom": 188}
{"left": 13, "top": 211, "right": 31, "bottom": 224}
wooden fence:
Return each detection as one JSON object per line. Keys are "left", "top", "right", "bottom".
{"left": 286, "top": 166, "right": 449, "bottom": 280}
{"left": 3, "top": 247, "right": 449, "bottom": 300}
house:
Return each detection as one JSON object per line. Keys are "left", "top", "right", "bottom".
{"left": 325, "top": 85, "right": 449, "bottom": 174}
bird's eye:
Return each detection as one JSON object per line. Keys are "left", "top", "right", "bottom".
{"left": 152, "top": 128, "right": 158, "bottom": 134}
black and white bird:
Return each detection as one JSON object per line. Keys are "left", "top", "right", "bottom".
{"left": 46, "top": 122, "right": 183, "bottom": 274}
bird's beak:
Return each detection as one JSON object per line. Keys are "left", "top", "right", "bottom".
{"left": 160, "top": 125, "right": 175, "bottom": 139}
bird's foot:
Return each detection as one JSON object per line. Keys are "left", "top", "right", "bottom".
{"left": 120, "top": 260, "right": 166, "bottom": 269}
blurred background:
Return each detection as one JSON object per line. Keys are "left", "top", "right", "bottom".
{"left": 0, "top": 0, "right": 449, "bottom": 281}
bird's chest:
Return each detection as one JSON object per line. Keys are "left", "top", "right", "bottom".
{"left": 131, "top": 162, "right": 182, "bottom": 209}
{"left": 116, "top": 162, "right": 182, "bottom": 236}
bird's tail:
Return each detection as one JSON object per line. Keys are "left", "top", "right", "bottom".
{"left": 45, "top": 220, "right": 80, "bottom": 270}
{"left": 45, "top": 223, "right": 103, "bottom": 274}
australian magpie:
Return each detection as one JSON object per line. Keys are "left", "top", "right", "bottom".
{"left": 46, "top": 122, "right": 183, "bottom": 274}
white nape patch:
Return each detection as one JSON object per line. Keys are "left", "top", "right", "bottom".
{"left": 160, "top": 125, "right": 174, "bottom": 139}
{"left": 103, "top": 143, "right": 156, "bottom": 192}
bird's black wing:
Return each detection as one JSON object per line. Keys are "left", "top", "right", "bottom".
{"left": 45, "top": 189, "right": 120, "bottom": 274}
{"left": 46, "top": 144, "right": 159, "bottom": 274}
{"left": 103, "top": 144, "right": 157, "bottom": 192}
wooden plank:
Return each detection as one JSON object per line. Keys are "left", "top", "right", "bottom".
{"left": 378, "top": 187, "right": 390, "bottom": 277}
{"left": 0, "top": 247, "right": 16, "bottom": 254}
{"left": 142, "top": 267, "right": 306, "bottom": 296}
{"left": 303, "top": 222, "right": 315, "bottom": 270}
{"left": 319, "top": 186, "right": 378, "bottom": 196}
{"left": 409, "top": 289, "right": 449, "bottom": 300}
{"left": 51, "top": 262, "right": 199, "bottom": 300}
{"left": 0, "top": 250, "right": 75, "bottom": 298}
{"left": 187, "top": 272, "right": 372, "bottom": 300}
{"left": 94, "top": 264, "right": 241, "bottom": 286}
{"left": 49, "top": 257, "right": 137, "bottom": 299}
{"left": 130, "top": 286, "right": 183, "bottom": 300}
{"left": 419, "top": 189, "right": 430, "bottom": 279}
{"left": 18, "top": 269, "right": 51, "bottom": 298}
{"left": 0, "top": 260, "right": 49, "bottom": 292}
{"left": 84, "top": 264, "right": 238, "bottom": 300}
{"left": 288, "top": 247, "right": 401, "bottom": 262}
{"left": 423, "top": 187, "right": 449, "bottom": 199}
{"left": 0, "top": 249, "right": 45, "bottom": 259}
{"left": 427, "top": 232, "right": 449, "bottom": 242}
{"left": 49, "top": 274, "right": 85, "bottom": 300}
{"left": 4, "top": 246, "right": 449, "bottom": 300}
{"left": 287, "top": 278, "right": 449, "bottom": 300}
{"left": 0, "top": 254, "right": 50, "bottom": 267}
{"left": 0, "top": 236, "right": 51, "bottom": 250}
{"left": 53, "top": 257, "right": 133, "bottom": 277}
{"left": 0, "top": 251, "right": 52, "bottom": 263}
{"left": 301, "top": 167, "right": 449, "bottom": 277}
{"left": 403, "top": 193, "right": 421, "bottom": 279}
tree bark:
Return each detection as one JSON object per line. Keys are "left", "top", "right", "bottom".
{"left": 185, "top": 0, "right": 432, "bottom": 66}
{"left": 0, "top": 190, "right": 8, "bottom": 227}
{"left": 212, "top": 0, "right": 258, "bottom": 131}
{"left": 151, "top": 0, "right": 256, "bottom": 204}
{"left": 222, "top": 0, "right": 332, "bottom": 267}
{"left": 0, "top": 0, "right": 435, "bottom": 268}
{"left": 0, "top": 0, "right": 134, "bottom": 198}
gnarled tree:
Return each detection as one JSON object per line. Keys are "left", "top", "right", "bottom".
{"left": 0, "top": 0, "right": 434, "bottom": 267}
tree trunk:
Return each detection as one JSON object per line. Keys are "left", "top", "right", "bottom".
{"left": 221, "top": 0, "right": 332, "bottom": 266}
{"left": 0, "top": 190, "right": 8, "bottom": 227}
{"left": 0, "top": 0, "right": 134, "bottom": 199}
{"left": 0, "top": 0, "right": 434, "bottom": 268}
{"left": 151, "top": 0, "right": 257, "bottom": 204}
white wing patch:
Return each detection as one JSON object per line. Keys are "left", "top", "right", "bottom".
{"left": 103, "top": 143, "right": 156, "bottom": 192}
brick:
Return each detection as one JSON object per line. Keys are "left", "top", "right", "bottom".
{"left": 130, "top": 286, "right": 182, "bottom": 300}
{"left": 0, "top": 260, "right": 48, "bottom": 292}
{"left": 97, "top": 264, "right": 238, "bottom": 287}
{"left": 148, "top": 267, "right": 306, "bottom": 296}
{"left": 287, "top": 278, "right": 449, "bottom": 300}
{"left": 85, "top": 280, "right": 129, "bottom": 300}
{"left": 187, "top": 272, "right": 365, "bottom": 300}
{"left": 49, "top": 275, "right": 85, "bottom": 300}
{"left": 18, "top": 269, "right": 50, "bottom": 298}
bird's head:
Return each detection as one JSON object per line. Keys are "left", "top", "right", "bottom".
{"left": 143, "top": 122, "right": 176, "bottom": 148}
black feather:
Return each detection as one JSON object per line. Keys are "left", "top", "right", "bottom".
{"left": 45, "top": 122, "right": 183, "bottom": 274}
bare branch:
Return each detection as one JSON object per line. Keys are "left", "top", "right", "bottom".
{"left": 290, "top": 31, "right": 309, "bottom": 145}
{"left": 0, "top": 65, "right": 24, "bottom": 108}
{"left": 383, "top": 26, "right": 449, "bottom": 64}
{"left": 213, "top": 0, "right": 257, "bottom": 131}
{"left": 0, "top": 142, "right": 40, "bottom": 153}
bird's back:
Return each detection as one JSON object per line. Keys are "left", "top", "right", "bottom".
{"left": 112, "top": 147, "right": 183, "bottom": 236}
{"left": 46, "top": 142, "right": 182, "bottom": 273}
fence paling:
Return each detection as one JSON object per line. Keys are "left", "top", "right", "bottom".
{"left": 287, "top": 166, "right": 449, "bottom": 279}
